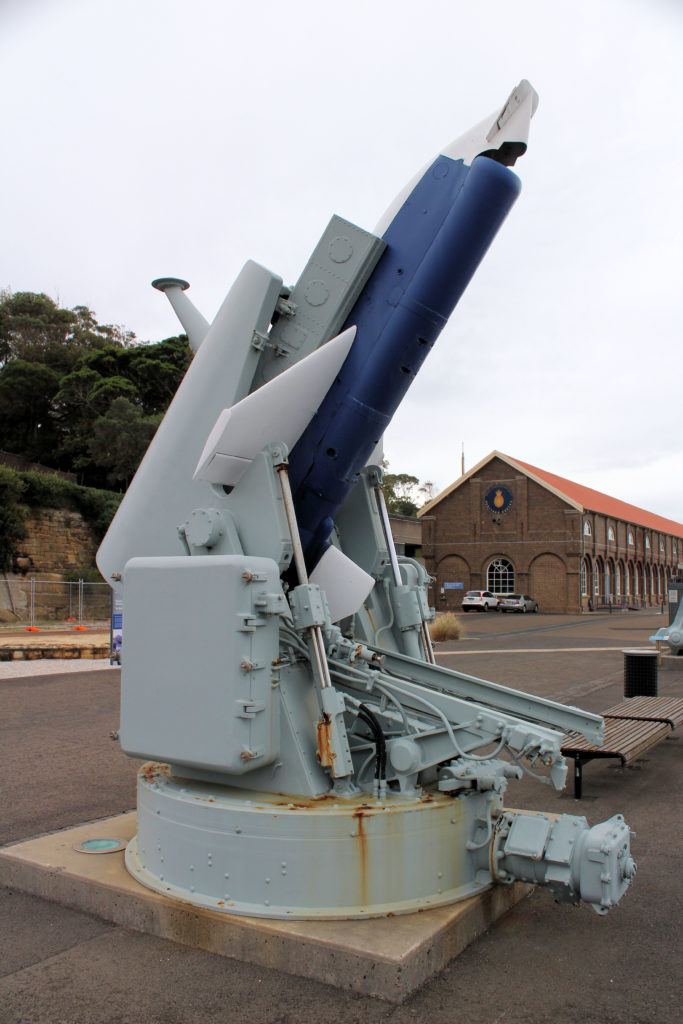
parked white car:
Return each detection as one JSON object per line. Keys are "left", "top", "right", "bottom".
{"left": 498, "top": 593, "right": 539, "bottom": 614}
{"left": 461, "top": 590, "right": 499, "bottom": 612}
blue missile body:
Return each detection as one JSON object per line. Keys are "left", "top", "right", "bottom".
{"left": 287, "top": 153, "right": 522, "bottom": 570}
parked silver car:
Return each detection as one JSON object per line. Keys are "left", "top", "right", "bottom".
{"left": 498, "top": 593, "right": 538, "bottom": 613}
{"left": 461, "top": 590, "right": 499, "bottom": 612}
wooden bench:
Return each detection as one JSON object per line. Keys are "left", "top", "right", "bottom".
{"left": 561, "top": 696, "right": 683, "bottom": 798}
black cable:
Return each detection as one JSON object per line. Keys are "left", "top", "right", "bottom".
{"left": 358, "top": 703, "right": 386, "bottom": 782}
{"left": 356, "top": 707, "right": 381, "bottom": 779}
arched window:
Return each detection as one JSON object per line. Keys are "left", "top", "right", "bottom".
{"left": 660, "top": 538, "right": 665, "bottom": 553}
{"left": 583, "top": 520, "right": 592, "bottom": 537}
{"left": 615, "top": 564, "right": 621, "bottom": 596}
{"left": 487, "top": 558, "right": 514, "bottom": 594}
{"left": 581, "top": 558, "right": 589, "bottom": 595}
{"left": 645, "top": 535, "right": 650, "bottom": 551}
{"left": 608, "top": 526, "right": 615, "bottom": 542}
{"left": 627, "top": 531, "right": 634, "bottom": 547}
{"left": 601, "top": 562, "right": 607, "bottom": 597}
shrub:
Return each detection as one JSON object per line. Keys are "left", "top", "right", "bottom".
{"left": 0, "top": 464, "right": 121, "bottom": 563}
{"left": 19, "top": 470, "right": 122, "bottom": 538}
{"left": 429, "top": 612, "right": 463, "bottom": 642}
{"left": 0, "top": 466, "right": 27, "bottom": 570}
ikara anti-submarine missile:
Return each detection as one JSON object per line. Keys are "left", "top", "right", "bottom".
{"left": 195, "top": 81, "right": 538, "bottom": 608}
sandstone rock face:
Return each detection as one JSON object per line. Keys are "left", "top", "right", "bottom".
{"left": 16, "top": 508, "right": 99, "bottom": 576}
{"left": 1, "top": 509, "right": 106, "bottom": 624}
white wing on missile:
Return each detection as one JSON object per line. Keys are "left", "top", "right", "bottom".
{"left": 310, "top": 545, "right": 374, "bottom": 623}
{"left": 374, "top": 79, "right": 538, "bottom": 236}
{"left": 194, "top": 326, "right": 357, "bottom": 487}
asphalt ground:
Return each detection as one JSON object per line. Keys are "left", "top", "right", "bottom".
{"left": 1, "top": 610, "right": 681, "bottom": 1024}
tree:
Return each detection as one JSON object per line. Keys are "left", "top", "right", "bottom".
{"left": 0, "top": 360, "right": 62, "bottom": 462}
{"left": 0, "top": 291, "right": 75, "bottom": 370}
{"left": 0, "top": 466, "right": 26, "bottom": 571}
{"left": 0, "top": 288, "right": 193, "bottom": 487}
{"left": 68, "top": 305, "right": 136, "bottom": 350}
{"left": 87, "top": 397, "right": 162, "bottom": 489}
{"left": 381, "top": 462, "right": 437, "bottom": 517}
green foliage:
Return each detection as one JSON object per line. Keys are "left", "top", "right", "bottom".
{"left": 0, "top": 291, "right": 75, "bottom": 370}
{"left": 88, "top": 397, "right": 162, "bottom": 488}
{"left": 0, "top": 289, "right": 192, "bottom": 489}
{"left": 63, "top": 566, "right": 106, "bottom": 583}
{"left": 0, "top": 360, "right": 62, "bottom": 462}
{"left": 0, "top": 466, "right": 27, "bottom": 571}
{"left": 0, "top": 463, "right": 120, "bottom": 573}
{"left": 381, "top": 463, "right": 436, "bottom": 518}
{"left": 18, "top": 470, "right": 122, "bottom": 537}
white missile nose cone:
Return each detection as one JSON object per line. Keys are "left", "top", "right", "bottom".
{"left": 374, "top": 80, "right": 538, "bottom": 236}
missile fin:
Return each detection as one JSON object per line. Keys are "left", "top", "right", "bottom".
{"left": 309, "top": 545, "right": 374, "bottom": 623}
{"left": 194, "top": 326, "right": 357, "bottom": 486}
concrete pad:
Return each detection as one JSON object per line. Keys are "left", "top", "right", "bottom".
{"left": 0, "top": 814, "right": 530, "bottom": 1003}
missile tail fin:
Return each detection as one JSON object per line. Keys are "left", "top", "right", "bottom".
{"left": 310, "top": 545, "right": 374, "bottom": 623}
{"left": 194, "top": 326, "right": 357, "bottom": 487}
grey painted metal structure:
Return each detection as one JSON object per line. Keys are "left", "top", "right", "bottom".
{"left": 650, "top": 573, "right": 683, "bottom": 654}
{"left": 98, "top": 83, "right": 636, "bottom": 920}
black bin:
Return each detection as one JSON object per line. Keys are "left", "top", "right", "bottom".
{"left": 623, "top": 649, "right": 658, "bottom": 698}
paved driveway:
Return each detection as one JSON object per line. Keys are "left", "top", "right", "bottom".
{"left": 1, "top": 612, "right": 681, "bottom": 1023}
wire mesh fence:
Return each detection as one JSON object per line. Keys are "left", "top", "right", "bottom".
{"left": 0, "top": 577, "right": 112, "bottom": 629}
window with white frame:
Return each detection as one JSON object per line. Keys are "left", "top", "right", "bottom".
{"left": 608, "top": 526, "right": 615, "bottom": 542}
{"left": 487, "top": 558, "right": 514, "bottom": 594}
{"left": 583, "top": 520, "right": 592, "bottom": 537}
{"left": 628, "top": 531, "right": 634, "bottom": 546}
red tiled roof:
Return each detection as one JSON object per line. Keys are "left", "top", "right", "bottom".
{"left": 508, "top": 456, "right": 683, "bottom": 539}
{"left": 419, "top": 451, "right": 683, "bottom": 540}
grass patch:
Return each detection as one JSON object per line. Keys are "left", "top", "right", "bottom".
{"left": 429, "top": 611, "right": 463, "bottom": 642}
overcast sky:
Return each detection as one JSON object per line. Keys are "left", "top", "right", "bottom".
{"left": 2, "top": 0, "right": 682, "bottom": 521}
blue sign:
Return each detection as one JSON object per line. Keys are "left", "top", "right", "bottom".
{"left": 443, "top": 582, "right": 464, "bottom": 590}
{"left": 485, "top": 485, "right": 513, "bottom": 515}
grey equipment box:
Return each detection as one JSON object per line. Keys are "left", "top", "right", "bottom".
{"left": 120, "top": 554, "right": 285, "bottom": 777}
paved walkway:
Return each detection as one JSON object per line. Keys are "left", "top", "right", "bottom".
{"left": 1, "top": 612, "right": 681, "bottom": 1023}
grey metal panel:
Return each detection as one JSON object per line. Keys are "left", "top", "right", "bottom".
{"left": 120, "top": 555, "right": 284, "bottom": 776}
{"left": 97, "top": 262, "right": 283, "bottom": 589}
{"left": 252, "top": 216, "right": 385, "bottom": 387}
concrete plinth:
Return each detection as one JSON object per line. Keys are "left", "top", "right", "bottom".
{"left": 0, "top": 814, "right": 530, "bottom": 1003}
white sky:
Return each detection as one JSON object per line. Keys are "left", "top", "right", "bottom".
{"left": 2, "top": 0, "right": 682, "bottom": 520}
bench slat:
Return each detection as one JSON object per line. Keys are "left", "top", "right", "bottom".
{"left": 562, "top": 718, "right": 670, "bottom": 758}
{"left": 561, "top": 718, "right": 671, "bottom": 798}
{"left": 600, "top": 696, "right": 683, "bottom": 730}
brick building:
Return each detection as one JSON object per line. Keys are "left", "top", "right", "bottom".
{"left": 418, "top": 451, "right": 683, "bottom": 614}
